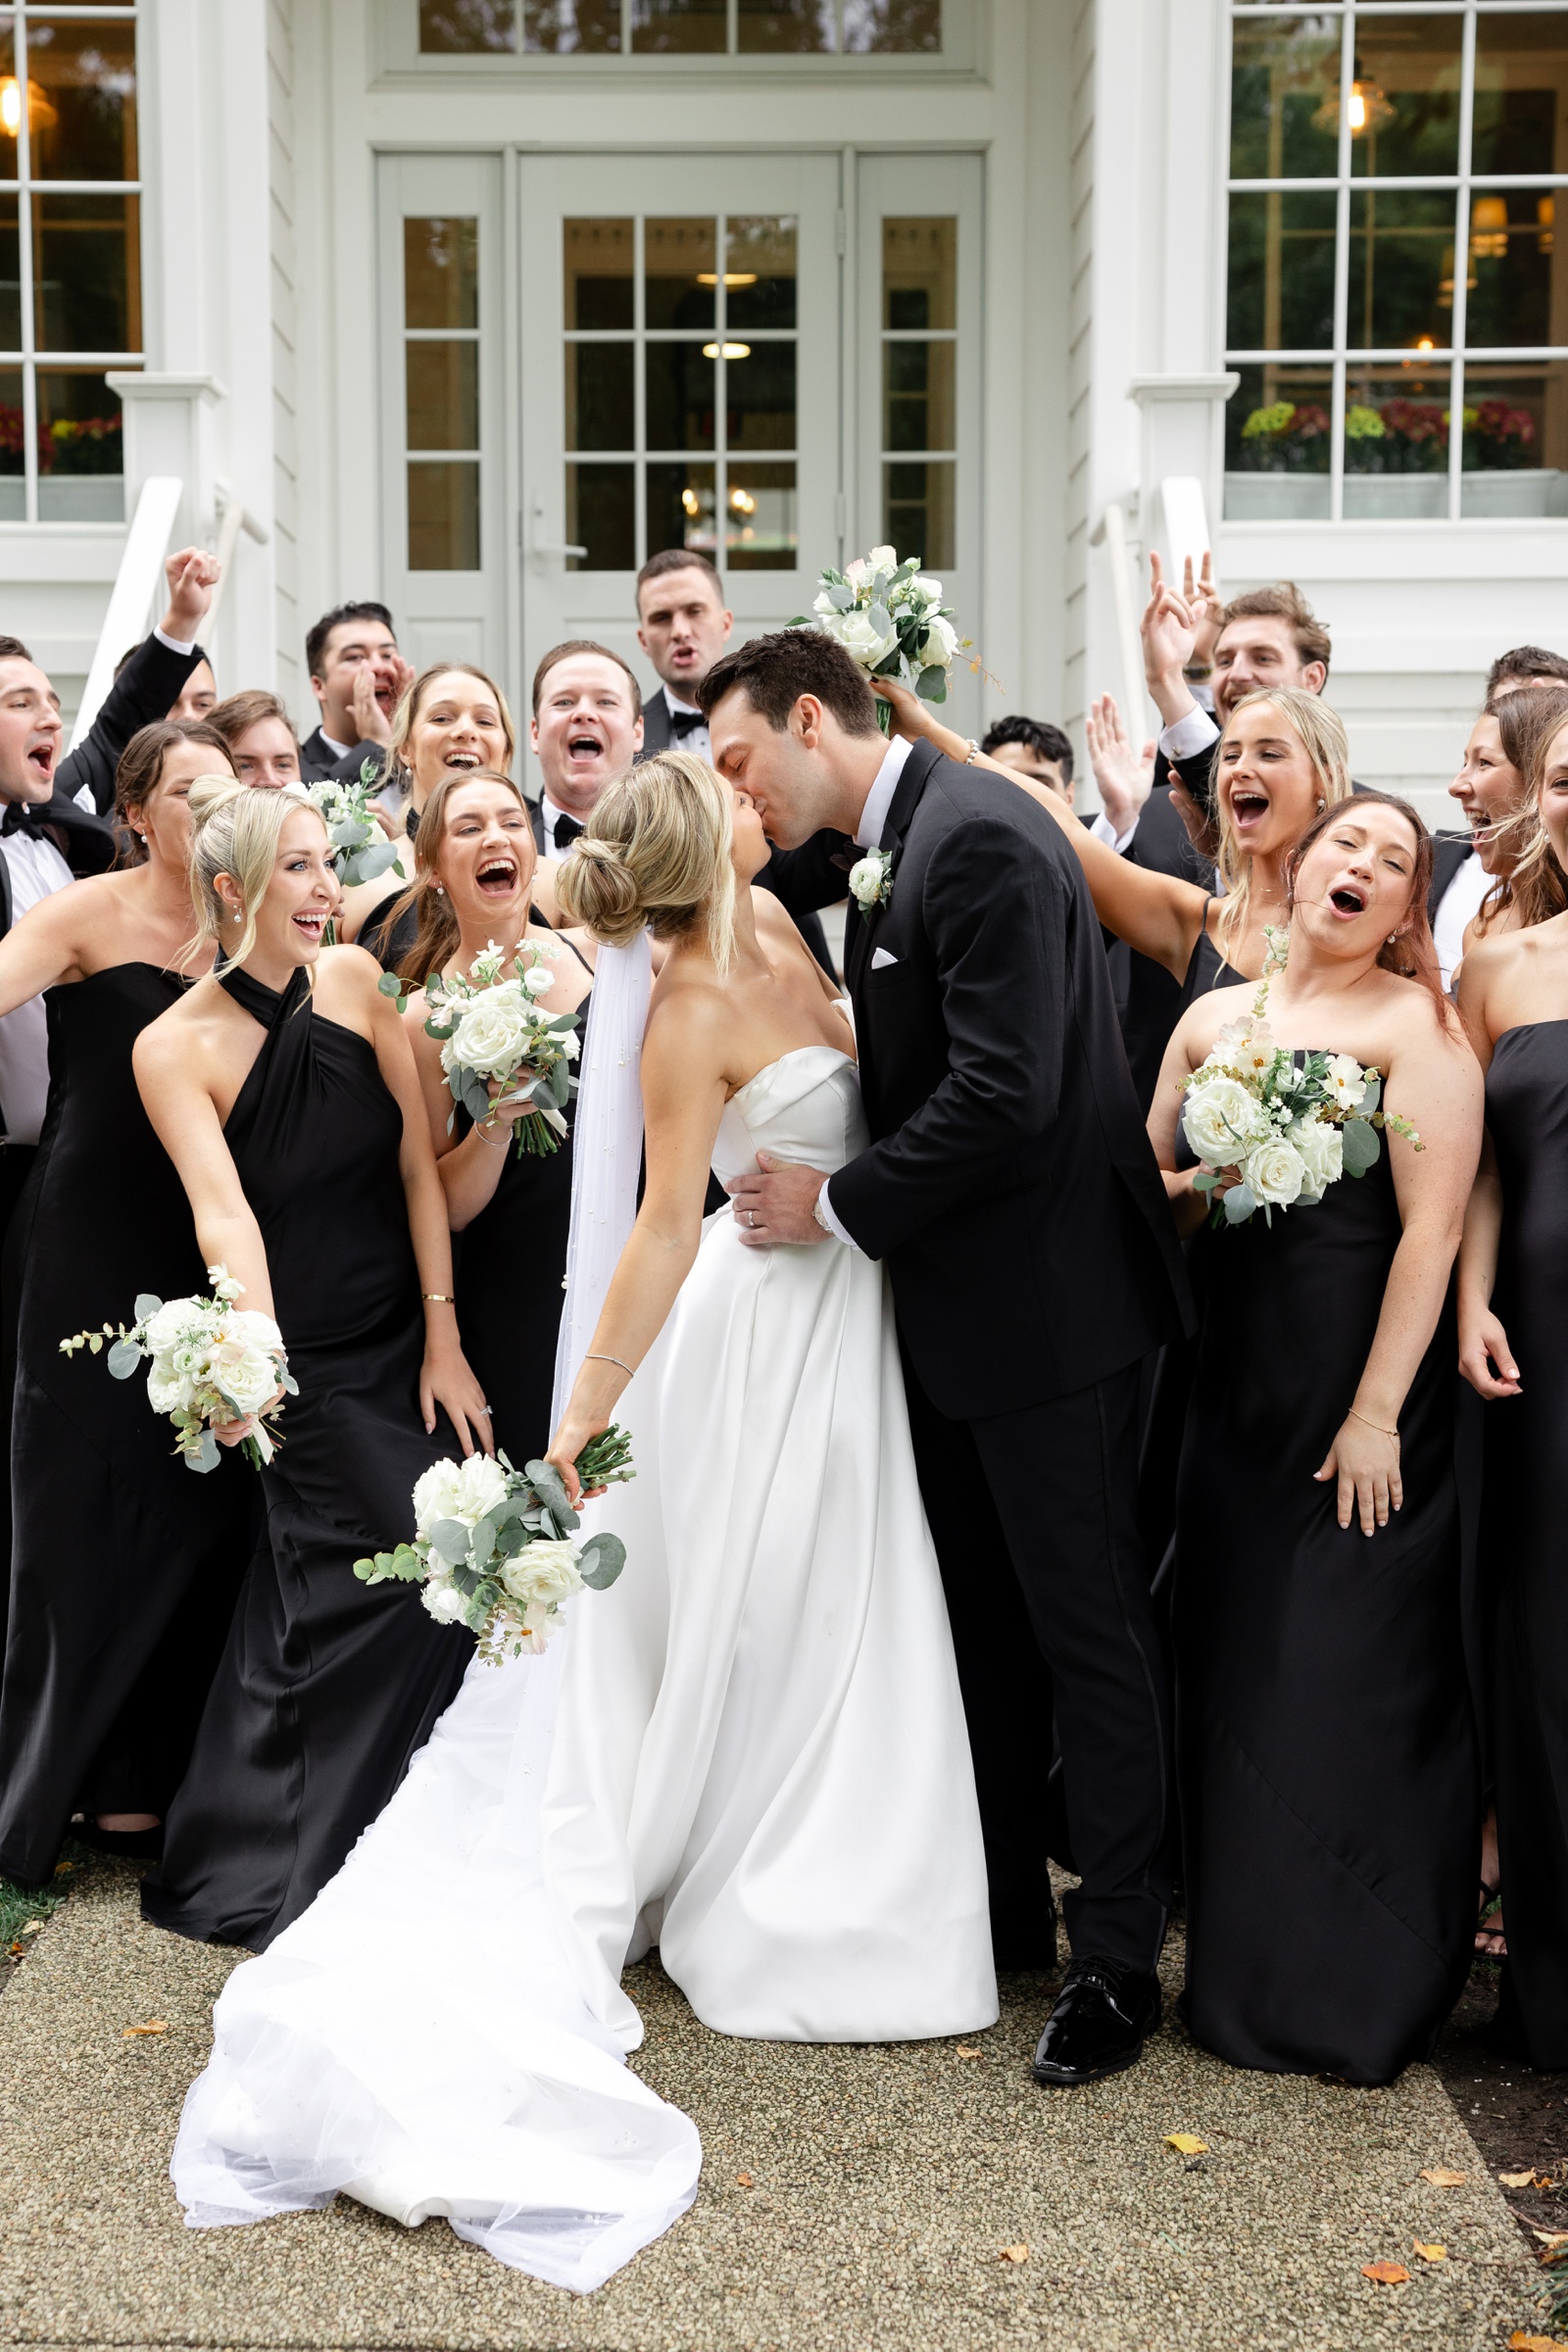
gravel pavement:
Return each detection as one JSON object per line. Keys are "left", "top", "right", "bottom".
{"left": 0, "top": 1859, "right": 1547, "bottom": 2351}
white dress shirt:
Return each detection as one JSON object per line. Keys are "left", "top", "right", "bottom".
{"left": 0, "top": 824, "right": 74, "bottom": 1143}
{"left": 815, "top": 734, "right": 914, "bottom": 1249}
{"left": 541, "top": 794, "right": 591, "bottom": 852}
{"left": 662, "top": 689, "right": 711, "bottom": 766}
{"left": 1432, "top": 846, "right": 1491, "bottom": 993}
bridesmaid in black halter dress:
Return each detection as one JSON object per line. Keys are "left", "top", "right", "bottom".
{"left": 1152, "top": 792, "right": 1483, "bottom": 2082}
{"left": 390, "top": 768, "right": 596, "bottom": 1466}
{"left": 1455, "top": 694, "right": 1568, "bottom": 2067}
{"left": 0, "top": 723, "right": 253, "bottom": 1884}
{"left": 133, "top": 781, "right": 492, "bottom": 1952}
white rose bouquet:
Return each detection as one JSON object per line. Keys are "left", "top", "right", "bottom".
{"left": 1182, "top": 955, "right": 1421, "bottom": 1230}
{"left": 61, "top": 1264, "right": 295, "bottom": 1471}
{"left": 302, "top": 761, "right": 405, "bottom": 890}
{"left": 354, "top": 1428, "right": 634, "bottom": 1663}
{"left": 791, "top": 545, "right": 963, "bottom": 735}
{"left": 382, "top": 938, "right": 580, "bottom": 1158}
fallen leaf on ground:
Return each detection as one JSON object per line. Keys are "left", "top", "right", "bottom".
{"left": 122, "top": 2019, "right": 168, "bottom": 2037}
{"left": 1500, "top": 2170, "right": 1551, "bottom": 2188}
{"left": 1532, "top": 2230, "right": 1568, "bottom": 2248}
{"left": 1509, "top": 2334, "right": 1562, "bottom": 2350}
{"left": 20, "top": 1919, "right": 40, "bottom": 1936}
{"left": 1163, "top": 2133, "right": 1208, "bottom": 2155}
{"left": 999, "top": 2244, "right": 1029, "bottom": 2263}
{"left": 1361, "top": 2260, "right": 1410, "bottom": 2284}
{"left": 735, "top": 2171, "right": 755, "bottom": 2188}
{"left": 956, "top": 2044, "right": 982, "bottom": 2058}
{"left": 1420, "top": 2167, "right": 1467, "bottom": 2186}
{"left": 1411, "top": 2241, "right": 1446, "bottom": 2262}
{"left": 6, "top": 1943, "right": 20, "bottom": 1958}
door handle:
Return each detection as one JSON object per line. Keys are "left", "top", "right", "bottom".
{"left": 525, "top": 495, "right": 588, "bottom": 565}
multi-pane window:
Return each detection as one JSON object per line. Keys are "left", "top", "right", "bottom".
{"left": 0, "top": 3, "right": 139, "bottom": 522}
{"left": 405, "top": 216, "right": 481, "bottom": 569}
{"left": 419, "top": 0, "right": 937, "bottom": 55}
{"left": 1225, "top": 3, "right": 1568, "bottom": 519}
{"left": 881, "top": 217, "right": 955, "bottom": 565}
{"left": 564, "top": 213, "right": 798, "bottom": 571}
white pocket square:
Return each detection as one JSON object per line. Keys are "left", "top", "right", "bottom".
{"left": 870, "top": 947, "right": 899, "bottom": 969}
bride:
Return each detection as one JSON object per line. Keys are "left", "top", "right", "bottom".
{"left": 172, "top": 750, "right": 996, "bottom": 2291}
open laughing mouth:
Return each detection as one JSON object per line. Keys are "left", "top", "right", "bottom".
{"left": 292, "top": 909, "right": 326, "bottom": 943}
{"left": 476, "top": 856, "right": 518, "bottom": 895}
{"left": 1329, "top": 883, "right": 1367, "bottom": 915}
{"left": 26, "top": 739, "right": 54, "bottom": 786}
{"left": 566, "top": 732, "right": 605, "bottom": 761}
{"left": 443, "top": 750, "right": 481, "bottom": 771}
{"left": 1229, "top": 789, "right": 1269, "bottom": 825}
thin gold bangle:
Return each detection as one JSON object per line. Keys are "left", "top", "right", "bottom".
{"left": 1348, "top": 1406, "right": 1398, "bottom": 1439}
{"left": 423, "top": 1293, "right": 456, "bottom": 1305}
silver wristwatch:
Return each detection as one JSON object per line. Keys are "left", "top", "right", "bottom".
{"left": 811, "top": 1188, "right": 834, "bottom": 1234}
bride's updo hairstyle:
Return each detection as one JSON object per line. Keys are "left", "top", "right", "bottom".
{"left": 556, "top": 749, "right": 736, "bottom": 970}
{"left": 186, "top": 774, "right": 326, "bottom": 970}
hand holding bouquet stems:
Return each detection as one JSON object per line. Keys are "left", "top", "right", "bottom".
{"left": 303, "top": 761, "right": 406, "bottom": 890}
{"left": 381, "top": 937, "right": 580, "bottom": 1159}
{"left": 792, "top": 546, "right": 964, "bottom": 737}
{"left": 61, "top": 1264, "right": 295, "bottom": 1471}
{"left": 354, "top": 1429, "right": 634, "bottom": 1662}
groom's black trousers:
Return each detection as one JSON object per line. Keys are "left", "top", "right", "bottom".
{"left": 899, "top": 1344, "right": 1172, "bottom": 1975}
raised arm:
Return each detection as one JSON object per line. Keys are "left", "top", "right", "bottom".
{"left": 545, "top": 988, "right": 730, "bottom": 1500}
{"left": 1314, "top": 1013, "right": 1483, "bottom": 1533}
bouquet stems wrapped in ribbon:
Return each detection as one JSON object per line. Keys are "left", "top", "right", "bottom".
{"left": 61, "top": 1264, "right": 294, "bottom": 1471}
{"left": 382, "top": 938, "right": 580, "bottom": 1159}
{"left": 791, "top": 545, "right": 963, "bottom": 736}
{"left": 355, "top": 1429, "right": 634, "bottom": 1663}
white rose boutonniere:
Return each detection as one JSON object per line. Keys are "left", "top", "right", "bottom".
{"left": 848, "top": 848, "right": 894, "bottom": 920}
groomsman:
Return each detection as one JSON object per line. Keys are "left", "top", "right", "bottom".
{"left": 63, "top": 547, "right": 221, "bottom": 817}
{"left": 529, "top": 640, "right": 644, "bottom": 855}
{"left": 632, "top": 550, "right": 837, "bottom": 972}
{"left": 300, "top": 602, "right": 415, "bottom": 788}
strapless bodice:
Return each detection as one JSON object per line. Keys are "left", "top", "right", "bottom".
{"left": 711, "top": 1048, "right": 863, "bottom": 1189}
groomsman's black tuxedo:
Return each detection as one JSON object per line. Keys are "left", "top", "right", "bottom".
{"left": 299, "top": 728, "right": 386, "bottom": 789}
{"left": 825, "top": 739, "right": 1193, "bottom": 1970}
{"left": 67, "top": 635, "right": 211, "bottom": 817}
{"left": 637, "top": 683, "right": 839, "bottom": 977}
{"left": 0, "top": 791, "right": 116, "bottom": 942}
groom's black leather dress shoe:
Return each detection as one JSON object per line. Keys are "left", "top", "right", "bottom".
{"left": 1031, "top": 1955, "right": 1160, "bottom": 2087}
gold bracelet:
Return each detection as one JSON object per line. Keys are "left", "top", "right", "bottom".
{"left": 584, "top": 1350, "right": 633, "bottom": 1378}
{"left": 1348, "top": 1406, "right": 1398, "bottom": 1439}
{"left": 423, "top": 1293, "right": 455, "bottom": 1305}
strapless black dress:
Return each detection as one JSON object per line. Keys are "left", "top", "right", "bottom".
{"left": 1481, "top": 1022, "right": 1568, "bottom": 2067}
{"left": 1173, "top": 1092, "right": 1477, "bottom": 2082}
{"left": 0, "top": 965, "right": 253, "bottom": 1884}
{"left": 141, "top": 966, "right": 473, "bottom": 1951}
{"left": 452, "top": 988, "right": 588, "bottom": 1470}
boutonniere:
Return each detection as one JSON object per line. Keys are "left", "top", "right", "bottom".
{"left": 848, "top": 848, "right": 894, "bottom": 920}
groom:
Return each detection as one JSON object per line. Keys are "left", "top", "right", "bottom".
{"left": 703, "top": 631, "right": 1194, "bottom": 2087}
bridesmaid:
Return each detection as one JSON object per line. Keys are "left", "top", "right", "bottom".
{"left": 134, "top": 779, "right": 492, "bottom": 1951}
{"left": 1456, "top": 695, "right": 1568, "bottom": 2065}
{"left": 394, "top": 767, "right": 595, "bottom": 1466}
{"left": 207, "top": 691, "right": 304, "bottom": 790}
{"left": 0, "top": 720, "right": 253, "bottom": 1881}
{"left": 1152, "top": 793, "right": 1483, "bottom": 2082}
{"left": 1449, "top": 689, "right": 1568, "bottom": 964}
{"left": 336, "top": 665, "right": 516, "bottom": 963}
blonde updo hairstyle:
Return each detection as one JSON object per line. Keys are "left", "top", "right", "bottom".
{"left": 186, "top": 775, "right": 327, "bottom": 971}
{"left": 555, "top": 750, "right": 736, "bottom": 970}
{"left": 1212, "top": 686, "right": 1352, "bottom": 965}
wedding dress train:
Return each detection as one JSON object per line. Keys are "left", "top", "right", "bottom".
{"left": 171, "top": 1034, "right": 996, "bottom": 2292}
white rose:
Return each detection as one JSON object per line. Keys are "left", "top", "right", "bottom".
{"left": 917, "top": 615, "right": 957, "bottom": 668}
{"left": 499, "top": 1538, "right": 584, "bottom": 1614}
{"left": 446, "top": 986, "right": 532, "bottom": 1078}
{"left": 912, "top": 573, "right": 943, "bottom": 605}
{"left": 1325, "top": 1053, "right": 1368, "bottom": 1112}
{"left": 866, "top": 544, "right": 898, "bottom": 573}
{"left": 147, "top": 1356, "right": 196, "bottom": 1415}
{"left": 847, "top": 854, "right": 888, "bottom": 909}
{"left": 521, "top": 964, "right": 554, "bottom": 999}
{"left": 422, "top": 1581, "right": 470, "bottom": 1627}
{"left": 143, "top": 1298, "right": 203, "bottom": 1357}
{"left": 205, "top": 1332, "right": 279, "bottom": 1414}
{"left": 412, "top": 1450, "right": 509, "bottom": 1540}
{"left": 843, "top": 558, "right": 870, "bottom": 592}
{"left": 1244, "top": 1135, "right": 1307, "bottom": 1207}
{"left": 1182, "top": 1076, "right": 1268, "bottom": 1167}
{"left": 1291, "top": 1115, "right": 1343, "bottom": 1203}
{"left": 837, "top": 608, "right": 899, "bottom": 670}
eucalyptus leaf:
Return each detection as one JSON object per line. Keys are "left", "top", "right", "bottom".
{"left": 1192, "top": 1170, "right": 1219, "bottom": 1195}
{"left": 577, "top": 1532, "right": 626, "bottom": 1591}
{"left": 377, "top": 973, "right": 405, "bottom": 999}
{"left": 469, "top": 1508, "right": 502, "bottom": 1563}
{"left": 1359, "top": 1074, "right": 1383, "bottom": 1117}
{"left": 866, "top": 602, "right": 893, "bottom": 636}
{"left": 106, "top": 1339, "right": 143, "bottom": 1380}
{"left": 916, "top": 664, "right": 948, "bottom": 703}
{"left": 825, "top": 583, "right": 856, "bottom": 611}
{"left": 427, "top": 1516, "right": 472, "bottom": 1566}
{"left": 1340, "top": 1117, "right": 1381, "bottom": 1176}
{"left": 190, "top": 1430, "right": 220, "bottom": 1474}
{"left": 350, "top": 838, "right": 401, "bottom": 885}
{"left": 133, "top": 1294, "right": 163, "bottom": 1322}
{"left": 1223, "top": 1183, "right": 1257, "bottom": 1225}
{"left": 453, "top": 1564, "right": 482, "bottom": 1597}
{"left": 524, "top": 1456, "right": 576, "bottom": 1532}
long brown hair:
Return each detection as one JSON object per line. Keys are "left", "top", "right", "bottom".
{"left": 112, "top": 719, "right": 234, "bottom": 867}
{"left": 1478, "top": 686, "right": 1568, "bottom": 933}
{"left": 386, "top": 766, "right": 535, "bottom": 986}
{"left": 1284, "top": 789, "right": 1452, "bottom": 1027}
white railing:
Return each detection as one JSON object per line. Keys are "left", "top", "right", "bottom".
{"left": 68, "top": 474, "right": 183, "bottom": 750}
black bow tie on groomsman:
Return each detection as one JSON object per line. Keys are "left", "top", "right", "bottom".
{"left": 0, "top": 802, "right": 35, "bottom": 836}
{"left": 666, "top": 706, "right": 707, "bottom": 741}
{"left": 553, "top": 812, "right": 585, "bottom": 851}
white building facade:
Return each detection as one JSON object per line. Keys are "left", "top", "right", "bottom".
{"left": 3, "top": 0, "right": 1566, "bottom": 819}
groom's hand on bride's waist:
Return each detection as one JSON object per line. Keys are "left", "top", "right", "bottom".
{"left": 727, "top": 1152, "right": 831, "bottom": 1249}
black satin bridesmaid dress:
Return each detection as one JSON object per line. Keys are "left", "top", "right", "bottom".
{"left": 0, "top": 965, "right": 254, "bottom": 1884}
{"left": 1173, "top": 1093, "right": 1478, "bottom": 2083}
{"left": 1479, "top": 1022, "right": 1568, "bottom": 2068}
{"left": 141, "top": 965, "right": 473, "bottom": 1952}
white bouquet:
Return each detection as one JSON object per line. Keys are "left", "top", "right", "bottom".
{"left": 302, "top": 761, "right": 405, "bottom": 890}
{"left": 1182, "top": 954, "right": 1420, "bottom": 1229}
{"left": 791, "top": 545, "right": 962, "bottom": 734}
{"left": 61, "top": 1263, "right": 294, "bottom": 1471}
{"left": 382, "top": 938, "right": 581, "bottom": 1158}
{"left": 355, "top": 1429, "right": 634, "bottom": 1663}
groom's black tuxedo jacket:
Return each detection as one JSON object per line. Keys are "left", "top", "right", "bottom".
{"left": 829, "top": 740, "right": 1194, "bottom": 1419}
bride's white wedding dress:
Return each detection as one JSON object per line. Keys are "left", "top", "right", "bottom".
{"left": 171, "top": 1035, "right": 996, "bottom": 2293}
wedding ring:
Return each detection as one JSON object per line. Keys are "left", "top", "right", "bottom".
{"left": 477, "top": 1403, "right": 492, "bottom": 1415}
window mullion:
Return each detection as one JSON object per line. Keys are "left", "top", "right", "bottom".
{"left": 1448, "top": 3, "right": 1478, "bottom": 519}
{"left": 16, "top": 2, "right": 36, "bottom": 524}
{"left": 1330, "top": 6, "right": 1353, "bottom": 523}
{"left": 634, "top": 214, "right": 646, "bottom": 568}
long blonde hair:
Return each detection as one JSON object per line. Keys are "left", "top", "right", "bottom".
{"left": 1211, "top": 686, "right": 1352, "bottom": 965}
{"left": 186, "top": 776, "right": 325, "bottom": 970}
{"left": 555, "top": 750, "right": 736, "bottom": 971}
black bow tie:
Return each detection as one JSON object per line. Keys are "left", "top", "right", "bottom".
{"left": 1, "top": 803, "right": 35, "bottom": 836}
{"left": 667, "top": 706, "right": 707, "bottom": 740}
{"left": 553, "top": 811, "right": 584, "bottom": 850}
